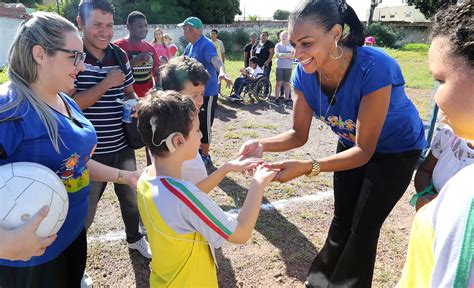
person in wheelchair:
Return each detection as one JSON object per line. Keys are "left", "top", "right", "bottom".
{"left": 228, "top": 56, "right": 263, "bottom": 102}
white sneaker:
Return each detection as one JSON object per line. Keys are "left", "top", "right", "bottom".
{"left": 81, "top": 271, "right": 93, "bottom": 288}
{"left": 128, "top": 237, "right": 152, "bottom": 259}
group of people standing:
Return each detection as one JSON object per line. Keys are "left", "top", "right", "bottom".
{"left": 0, "top": 0, "right": 473, "bottom": 287}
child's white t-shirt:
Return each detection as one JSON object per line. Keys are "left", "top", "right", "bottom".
{"left": 182, "top": 152, "right": 208, "bottom": 184}
{"left": 431, "top": 126, "right": 474, "bottom": 192}
{"left": 244, "top": 65, "right": 264, "bottom": 77}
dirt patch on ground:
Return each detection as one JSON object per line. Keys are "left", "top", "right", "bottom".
{"left": 86, "top": 88, "right": 431, "bottom": 287}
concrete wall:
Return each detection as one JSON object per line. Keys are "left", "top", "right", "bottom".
{"left": 112, "top": 21, "right": 289, "bottom": 49}
{"left": 0, "top": 17, "right": 23, "bottom": 69}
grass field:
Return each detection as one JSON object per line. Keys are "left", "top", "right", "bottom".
{"left": 222, "top": 46, "right": 432, "bottom": 92}
{"left": 0, "top": 69, "right": 7, "bottom": 84}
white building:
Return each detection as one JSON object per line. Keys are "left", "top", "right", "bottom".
{"left": 373, "top": 5, "right": 429, "bottom": 23}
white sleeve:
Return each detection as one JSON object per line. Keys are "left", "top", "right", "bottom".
{"left": 218, "top": 39, "right": 225, "bottom": 53}
{"left": 430, "top": 165, "right": 474, "bottom": 287}
{"left": 168, "top": 182, "right": 238, "bottom": 248}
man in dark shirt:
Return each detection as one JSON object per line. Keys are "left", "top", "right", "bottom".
{"left": 243, "top": 32, "right": 257, "bottom": 68}
{"left": 251, "top": 31, "right": 275, "bottom": 79}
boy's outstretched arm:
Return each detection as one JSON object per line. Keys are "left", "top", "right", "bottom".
{"left": 196, "top": 157, "right": 263, "bottom": 193}
{"left": 226, "top": 166, "right": 277, "bottom": 244}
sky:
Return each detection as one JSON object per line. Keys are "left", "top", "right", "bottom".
{"left": 238, "top": 0, "right": 405, "bottom": 21}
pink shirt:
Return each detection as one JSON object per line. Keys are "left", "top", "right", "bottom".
{"left": 152, "top": 43, "right": 170, "bottom": 59}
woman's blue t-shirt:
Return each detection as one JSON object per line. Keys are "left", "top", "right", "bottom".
{"left": 0, "top": 84, "right": 97, "bottom": 267}
{"left": 292, "top": 46, "right": 427, "bottom": 153}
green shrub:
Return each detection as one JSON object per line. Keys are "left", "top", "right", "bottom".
{"left": 399, "top": 43, "right": 430, "bottom": 53}
{"left": 366, "top": 22, "right": 403, "bottom": 48}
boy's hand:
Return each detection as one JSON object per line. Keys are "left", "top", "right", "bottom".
{"left": 252, "top": 165, "right": 278, "bottom": 186}
{"left": 224, "top": 157, "right": 264, "bottom": 173}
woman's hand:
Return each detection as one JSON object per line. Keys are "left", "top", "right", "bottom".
{"left": 239, "top": 140, "right": 264, "bottom": 159}
{"left": 0, "top": 206, "right": 57, "bottom": 261}
{"left": 124, "top": 169, "right": 143, "bottom": 189}
{"left": 265, "top": 159, "right": 312, "bottom": 183}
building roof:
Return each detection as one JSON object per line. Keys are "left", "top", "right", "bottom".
{"left": 0, "top": 3, "right": 27, "bottom": 19}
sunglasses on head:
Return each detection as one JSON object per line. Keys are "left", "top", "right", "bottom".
{"left": 54, "top": 48, "right": 87, "bottom": 66}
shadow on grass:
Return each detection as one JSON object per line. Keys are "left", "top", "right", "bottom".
{"left": 208, "top": 165, "right": 318, "bottom": 284}
{"left": 128, "top": 249, "right": 151, "bottom": 288}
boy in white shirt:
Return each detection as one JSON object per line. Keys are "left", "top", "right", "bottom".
{"left": 160, "top": 56, "right": 262, "bottom": 189}
{"left": 135, "top": 91, "right": 277, "bottom": 287}
{"left": 228, "top": 56, "right": 264, "bottom": 102}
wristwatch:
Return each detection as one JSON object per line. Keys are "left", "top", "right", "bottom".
{"left": 117, "top": 169, "right": 125, "bottom": 184}
{"left": 305, "top": 159, "right": 321, "bottom": 177}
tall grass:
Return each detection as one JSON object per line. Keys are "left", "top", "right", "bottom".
{"left": 0, "top": 69, "right": 7, "bottom": 85}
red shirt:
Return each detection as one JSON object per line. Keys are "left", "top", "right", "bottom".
{"left": 113, "top": 38, "right": 159, "bottom": 97}
{"left": 167, "top": 44, "right": 178, "bottom": 58}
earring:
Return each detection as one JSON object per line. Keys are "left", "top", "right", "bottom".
{"left": 329, "top": 40, "right": 344, "bottom": 60}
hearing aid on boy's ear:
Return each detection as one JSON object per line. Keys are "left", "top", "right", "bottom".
{"left": 150, "top": 117, "right": 184, "bottom": 153}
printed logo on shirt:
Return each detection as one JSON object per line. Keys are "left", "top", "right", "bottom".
{"left": 128, "top": 51, "right": 154, "bottom": 84}
{"left": 324, "top": 115, "right": 356, "bottom": 143}
{"left": 56, "top": 153, "right": 90, "bottom": 193}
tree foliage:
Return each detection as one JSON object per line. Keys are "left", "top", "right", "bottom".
{"left": 406, "top": 0, "right": 457, "bottom": 19}
{"left": 273, "top": 9, "right": 290, "bottom": 20}
{"left": 59, "top": 0, "right": 241, "bottom": 24}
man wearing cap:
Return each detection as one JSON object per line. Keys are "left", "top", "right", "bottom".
{"left": 178, "top": 16, "right": 232, "bottom": 166}
{"left": 243, "top": 32, "right": 257, "bottom": 68}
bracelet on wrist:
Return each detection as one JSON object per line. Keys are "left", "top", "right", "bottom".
{"left": 305, "top": 159, "right": 320, "bottom": 178}
{"left": 117, "top": 169, "right": 125, "bottom": 184}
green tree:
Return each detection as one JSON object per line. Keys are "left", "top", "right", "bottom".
{"left": 273, "top": 9, "right": 290, "bottom": 20}
{"left": 60, "top": 0, "right": 240, "bottom": 24}
{"left": 406, "top": 0, "right": 457, "bottom": 19}
{"left": 187, "top": 0, "right": 241, "bottom": 23}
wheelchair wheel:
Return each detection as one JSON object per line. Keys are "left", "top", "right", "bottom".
{"left": 253, "top": 77, "right": 272, "bottom": 102}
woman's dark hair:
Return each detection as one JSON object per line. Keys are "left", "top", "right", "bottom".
{"left": 289, "top": 0, "right": 365, "bottom": 47}
{"left": 136, "top": 90, "right": 197, "bottom": 157}
{"left": 430, "top": 2, "right": 473, "bottom": 67}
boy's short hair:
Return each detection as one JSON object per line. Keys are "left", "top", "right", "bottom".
{"left": 249, "top": 56, "right": 258, "bottom": 64}
{"left": 78, "top": 0, "right": 115, "bottom": 23}
{"left": 127, "top": 11, "right": 146, "bottom": 25}
{"left": 136, "top": 90, "right": 197, "bottom": 157}
{"left": 160, "top": 56, "right": 210, "bottom": 92}
{"left": 211, "top": 28, "right": 218, "bottom": 34}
